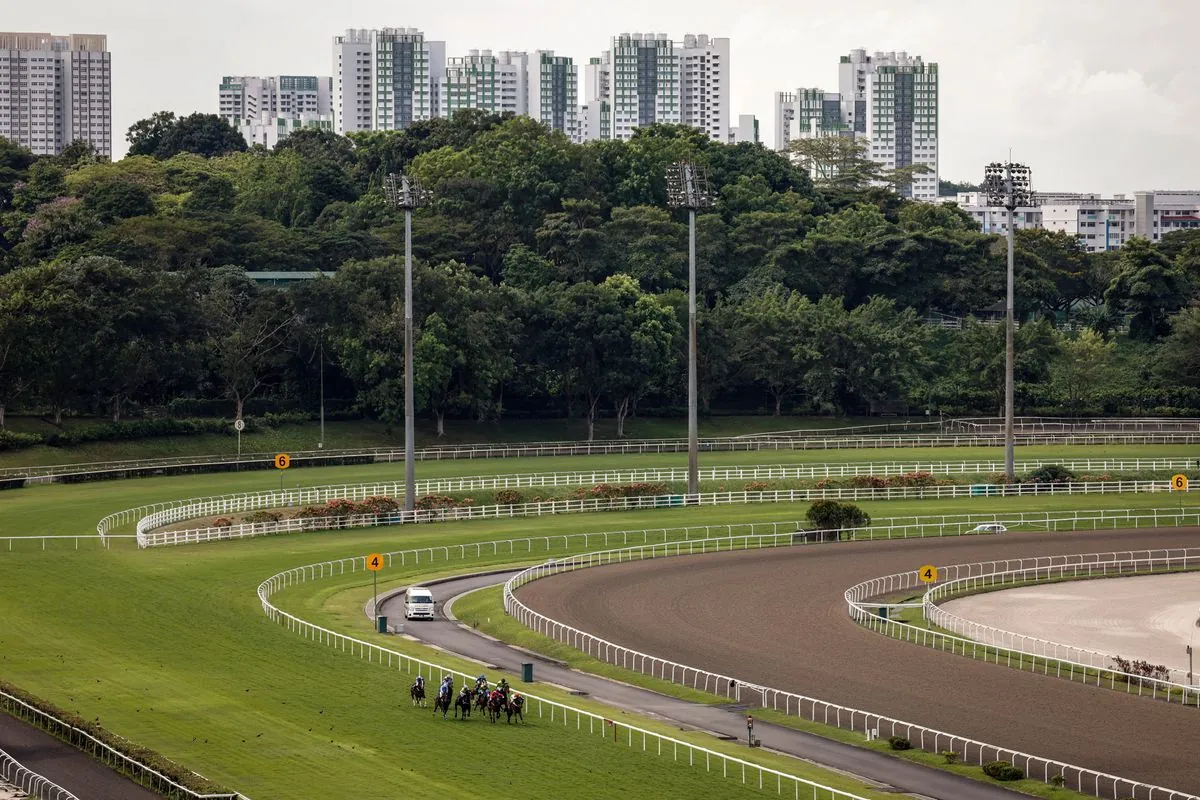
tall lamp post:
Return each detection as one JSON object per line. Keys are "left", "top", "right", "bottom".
{"left": 383, "top": 173, "right": 431, "bottom": 512}
{"left": 665, "top": 161, "right": 714, "bottom": 496}
{"left": 982, "top": 162, "right": 1033, "bottom": 481}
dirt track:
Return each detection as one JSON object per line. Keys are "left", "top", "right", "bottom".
{"left": 518, "top": 528, "right": 1200, "bottom": 793}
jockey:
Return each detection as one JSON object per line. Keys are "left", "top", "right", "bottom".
{"left": 475, "top": 674, "right": 488, "bottom": 692}
{"left": 414, "top": 675, "right": 425, "bottom": 691}
{"left": 497, "top": 677, "right": 509, "bottom": 696}
{"left": 439, "top": 675, "right": 453, "bottom": 698}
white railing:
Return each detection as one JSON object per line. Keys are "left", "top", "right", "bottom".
{"left": 96, "top": 457, "right": 1199, "bottom": 537}
{"left": 10, "top": 428, "right": 1200, "bottom": 482}
{"left": 133, "top": 479, "right": 1193, "bottom": 548}
{"left": 0, "top": 747, "right": 80, "bottom": 800}
{"left": 921, "top": 551, "right": 1200, "bottom": 690}
{"left": 502, "top": 512, "right": 1200, "bottom": 800}
{"left": 255, "top": 545, "right": 871, "bottom": 800}
{"left": 0, "top": 535, "right": 133, "bottom": 551}
{"left": 845, "top": 551, "right": 1200, "bottom": 707}
{"left": 0, "top": 688, "right": 243, "bottom": 800}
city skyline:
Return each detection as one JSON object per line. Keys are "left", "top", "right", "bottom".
{"left": 5, "top": 0, "right": 1198, "bottom": 194}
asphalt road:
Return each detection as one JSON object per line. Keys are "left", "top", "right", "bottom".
{"left": 379, "top": 572, "right": 1027, "bottom": 800}
{"left": 518, "top": 528, "right": 1200, "bottom": 794}
{"left": 0, "top": 711, "right": 161, "bottom": 800}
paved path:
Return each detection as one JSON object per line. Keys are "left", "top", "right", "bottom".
{"left": 0, "top": 711, "right": 161, "bottom": 800}
{"left": 379, "top": 572, "right": 1025, "bottom": 800}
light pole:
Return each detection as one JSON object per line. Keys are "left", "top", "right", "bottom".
{"left": 666, "top": 161, "right": 714, "bottom": 497}
{"left": 383, "top": 173, "right": 431, "bottom": 512}
{"left": 982, "top": 162, "right": 1033, "bottom": 481}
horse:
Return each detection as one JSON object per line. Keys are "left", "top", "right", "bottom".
{"left": 486, "top": 691, "right": 506, "bottom": 724}
{"left": 473, "top": 687, "right": 490, "bottom": 714}
{"left": 433, "top": 688, "right": 452, "bottom": 719}
{"left": 454, "top": 689, "right": 472, "bottom": 720}
{"left": 409, "top": 682, "right": 426, "bottom": 707}
{"left": 505, "top": 694, "right": 525, "bottom": 724}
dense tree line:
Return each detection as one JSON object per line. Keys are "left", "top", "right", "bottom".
{"left": 1, "top": 113, "right": 1198, "bottom": 437}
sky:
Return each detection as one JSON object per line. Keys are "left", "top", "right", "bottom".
{"left": 10, "top": 0, "right": 1199, "bottom": 195}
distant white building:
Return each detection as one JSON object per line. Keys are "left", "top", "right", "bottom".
{"left": 527, "top": 50, "right": 578, "bottom": 138}
{"left": 333, "top": 28, "right": 446, "bottom": 134}
{"left": 0, "top": 31, "right": 111, "bottom": 158}
{"left": 218, "top": 75, "right": 333, "bottom": 147}
{"left": 775, "top": 49, "right": 939, "bottom": 200}
{"left": 951, "top": 190, "right": 1200, "bottom": 251}
{"left": 728, "top": 114, "right": 759, "bottom": 144}
{"left": 437, "top": 50, "right": 528, "bottom": 118}
{"left": 234, "top": 113, "right": 334, "bottom": 149}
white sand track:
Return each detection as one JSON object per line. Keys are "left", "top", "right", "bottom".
{"left": 940, "top": 572, "right": 1200, "bottom": 673}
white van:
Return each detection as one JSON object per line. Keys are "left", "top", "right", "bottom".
{"left": 404, "top": 587, "right": 435, "bottom": 620}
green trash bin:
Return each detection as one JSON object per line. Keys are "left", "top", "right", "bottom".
{"left": 521, "top": 662, "right": 534, "bottom": 682}
{"left": 878, "top": 606, "right": 888, "bottom": 620}
{"left": 376, "top": 615, "right": 388, "bottom": 634}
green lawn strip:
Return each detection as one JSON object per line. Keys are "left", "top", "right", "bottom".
{"left": 408, "top": 572, "right": 1096, "bottom": 800}
{"left": 0, "top": 415, "right": 911, "bottom": 468}
{"left": 274, "top": 569, "right": 910, "bottom": 800}
{"left": 5, "top": 451, "right": 1194, "bottom": 539}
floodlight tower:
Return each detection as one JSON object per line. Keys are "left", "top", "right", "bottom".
{"left": 383, "top": 173, "right": 432, "bottom": 512}
{"left": 982, "top": 162, "right": 1033, "bottom": 481}
{"left": 665, "top": 162, "right": 714, "bottom": 496}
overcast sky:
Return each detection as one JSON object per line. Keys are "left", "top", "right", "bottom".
{"left": 10, "top": 0, "right": 1197, "bottom": 195}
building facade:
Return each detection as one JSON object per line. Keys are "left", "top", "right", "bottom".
{"left": 775, "top": 49, "right": 939, "bottom": 201}
{"left": 728, "top": 113, "right": 759, "bottom": 144}
{"left": 528, "top": 50, "right": 578, "bottom": 138}
{"left": 0, "top": 31, "right": 111, "bottom": 158}
{"left": 437, "top": 50, "right": 527, "bottom": 118}
{"left": 677, "top": 34, "right": 729, "bottom": 142}
{"left": 234, "top": 113, "right": 334, "bottom": 149}
{"left": 332, "top": 28, "right": 446, "bottom": 134}
{"left": 219, "top": 75, "right": 332, "bottom": 124}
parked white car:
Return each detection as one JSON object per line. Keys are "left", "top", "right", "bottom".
{"left": 970, "top": 523, "right": 1007, "bottom": 534}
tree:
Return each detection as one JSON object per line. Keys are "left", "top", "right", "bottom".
{"left": 83, "top": 180, "right": 155, "bottom": 222}
{"left": 1154, "top": 308, "right": 1200, "bottom": 390}
{"left": 805, "top": 500, "right": 871, "bottom": 541}
{"left": 787, "top": 136, "right": 882, "bottom": 190}
{"left": 1052, "top": 329, "right": 1115, "bottom": 414}
{"left": 126, "top": 111, "right": 179, "bottom": 157}
{"left": 1104, "top": 237, "right": 1192, "bottom": 340}
{"left": 152, "top": 113, "right": 247, "bottom": 159}
{"left": 201, "top": 269, "right": 297, "bottom": 419}
{"left": 0, "top": 137, "right": 35, "bottom": 210}
{"left": 729, "top": 287, "right": 817, "bottom": 415}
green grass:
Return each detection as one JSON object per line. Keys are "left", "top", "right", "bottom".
{"left": 446, "top": 585, "right": 1101, "bottom": 800}
{"left": 3, "top": 443, "right": 1194, "bottom": 538}
{"left": 0, "top": 414, "right": 904, "bottom": 468}
{"left": 0, "top": 445, "right": 1190, "bottom": 798}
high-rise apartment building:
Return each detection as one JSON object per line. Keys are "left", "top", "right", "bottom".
{"left": 580, "top": 32, "right": 729, "bottom": 143}
{"left": 775, "top": 49, "right": 939, "bottom": 200}
{"left": 219, "top": 75, "right": 332, "bottom": 124}
{"left": 528, "top": 51, "right": 578, "bottom": 138}
{"left": 332, "top": 28, "right": 446, "bottom": 134}
{"left": 0, "top": 32, "right": 111, "bottom": 158}
{"left": 728, "top": 114, "right": 759, "bottom": 144}
{"left": 437, "top": 50, "right": 527, "bottom": 118}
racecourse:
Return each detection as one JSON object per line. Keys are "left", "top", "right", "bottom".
{"left": 0, "top": 441, "right": 1195, "bottom": 798}
{"left": 515, "top": 528, "right": 1200, "bottom": 793}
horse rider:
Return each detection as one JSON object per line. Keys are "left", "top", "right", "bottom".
{"left": 414, "top": 675, "right": 425, "bottom": 694}
{"left": 496, "top": 677, "right": 510, "bottom": 699}
{"left": 475, "top": 674, "right": 489, "bottom": 693}
{"left": 439, "top": 675, "right": 453, "bottom": 700}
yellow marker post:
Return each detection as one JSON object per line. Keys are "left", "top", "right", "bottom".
{"left": 918, "top": 564, "right": 938, "bottom": 584}
{"left": 1171, "top": 474, "right": 1189, "bottom": 492}
{"left": 274, "top": 453, "right": 291, "bottom": 492}
{"left": 366, "top": 553, "right": 384, "bottom": 631}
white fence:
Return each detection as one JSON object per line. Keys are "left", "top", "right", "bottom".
{"left": 921, "top": 550, "right": 1200, "bottom": 690}
{"left": 502, "top": 513, "right": 1200, "bottom": 800}
{"left": 133, "top": 478, "right": 1193, "bottom": 548}
{"left": 10, "top": 428, "right": 1200, "bottom": 482}
{"left": 0, "top": 748, "right": 79, "bottom": 800}
{"left": 0, "top": 535, "right": 134, "bottom": 552}
{"left": 255, "top": 541, "right": 872, "bottom": 800}
{"left": 96, "top": 456, "right": 1199, "bottom": 537}
{"left": 846, "top": 551, "right": 1200, "bottom": 708}
{"left": 0, "top": 687, "right": 243, "bottom": 800}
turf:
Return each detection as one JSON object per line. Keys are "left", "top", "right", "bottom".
{"left": 2, "top": 443, "right": 1193, "bottom": 538}
{"left": 0, "top": 414, "right": 903, "bottom": 468}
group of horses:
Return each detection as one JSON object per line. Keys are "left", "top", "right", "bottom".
{"left": 410, "top": 680, "right": 525, "bottom": 724}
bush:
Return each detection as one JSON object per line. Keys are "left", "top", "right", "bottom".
{"left": 941, "top": 750, "right": 960, "bottom": 764}
{"left": 982, "top": 760, "right": 1024, "bottom": 781}
{"left": 890, "top": 471, "right": 938, "bottom": 487}
{"left": 358, "top": 496, "right": 399, "bottom": 514}
{"left": 243, "top": 510, "right": 282, "bottom": 524}
{"left": 0, "top": 429, "right": 41, "bottom": 452}
{"left": 848, "top": 475, "right": 888, "bottom": 488}
{"left": 743, "top": 481, "right": 770, "bottom": 492}
{"left": 1024, "top": 464, "right": 1075, "bottom": 484}
{"left": 806, "top": 500, "right": 871, "bottom": 535}
{"left": 494, "top": 489, "right": 524, "bottom": 506}
{"left": 887, "top": 736, "right": 912, "bottom": 750}
{"left": 1049, "top": 774, "right": 1065, "bottom": 788}
{"left": 212, "top": 517, "right": 234, "bottom": 528}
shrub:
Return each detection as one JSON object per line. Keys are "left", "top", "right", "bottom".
{"left": 848, "top": 475, "right": 888, "bottom": 488}
{"left": 1049, "top": 774, "right": 1066, "bottom": 788}
{"left": 1024, "top": 464, "right": 1076, "bottom": 484}
{"left": 293, "top": 505, "right": 329, "bottom": 519}
{"left": 494, "top": 489, "right": 524, "bottom": 506}
{"left": 415, "top": 494, "right": 461, "bottom": 510}
{"left": 358, "top": 496, "right": 399, "bottom": 514}
{"left": 743, "top": 481, "right": 770, "bottom": 492}
{"left": 890, "top": 471, "right": 938, "bottom": 487}
{"left": 243, "top": 510, "right": 282, "bottom": 524}
{"left": 887, "top": 736, "right": 912, "bottom": 750}
{"left": 212, "top": 517, "right": 233, "bottom": 528}
{"left": 0, "top": 429, "right": 41, "bottom": 452}
{"left": 982, "top": 760, "right": 1024, "bottom": 781}
{"left": 941, "top": 750, "right": 960, "bottom": 764}
{"left": 806, "top": 500, "right": 871, "bottom": 534}
{"left": 324, "top": 499, "right": 361, "bottom": 517}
